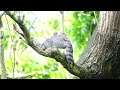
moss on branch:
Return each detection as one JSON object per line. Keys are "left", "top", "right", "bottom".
{"left": 5, "top": 11, "right": 82, "bottom": 78}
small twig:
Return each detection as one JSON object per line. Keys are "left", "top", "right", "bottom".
{"left": 12, "top": 41, "right": 16, "bottom": 79}
{"left": 0, "top": 72, "right": 48, "bottom": 79}
{"left": 21, "top": 46, "right": 27, "bottom": 54}
{"left": 5, "top": 15, "right": 11, "bottom": 31}
{"left": 13, "top": 24, "right": 27, "bottom": 44}
{"left": 13, "top": 24, "right": 25, "bottom": 38}
{"left": 93, "top": 11, "right": 98, "bottom": 24}
{"left": 60, "top": 11, "right": 64, "bottom": 32}
{"left": 29, "top": 17, "right": 37, "bottom": 30}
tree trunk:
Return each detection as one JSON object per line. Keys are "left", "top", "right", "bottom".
{"left": 74, "top": 11, "right": 120, "bottom": 79}
{"left": 5, "top": 11, "right": 120, "bottom": 79}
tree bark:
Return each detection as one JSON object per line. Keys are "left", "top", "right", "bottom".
{"left": 74, "top": 11, "right": 120, "bottom": 79}
{"left": 5, "top": 11, "right": 120, "bottom": 79}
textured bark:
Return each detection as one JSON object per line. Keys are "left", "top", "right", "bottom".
{"left": 5, "top": 11, "right": 82, "bottom": 77}
{"left": 5, "top": 11, "right": 120, "bottom": 79}
{"left": 74, "top": 11, "right": 120, "bottom": 79}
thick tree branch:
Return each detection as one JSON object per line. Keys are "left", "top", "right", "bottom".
{"left": 4, "top": 11, "right": 30, "bottom": 44}
{"left": 4, "top": 11, "right": 83, "bottom": 77}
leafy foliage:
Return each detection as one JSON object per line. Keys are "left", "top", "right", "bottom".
{"left": 0, "top": 11, "right": 99, "bottom": 79}
{"left": 64, "top": 11, "right": 99, "bottom": 62}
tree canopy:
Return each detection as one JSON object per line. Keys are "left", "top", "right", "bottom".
{"left": 0, "top": 11, "right": 99, "bottom": 79}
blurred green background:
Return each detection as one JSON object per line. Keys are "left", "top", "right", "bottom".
{"left": 0, "top": 11, "right": 99, "bottom": 79}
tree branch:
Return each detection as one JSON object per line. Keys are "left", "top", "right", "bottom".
{"left": 4, "top": 11, "right": 82, "bottom": 77}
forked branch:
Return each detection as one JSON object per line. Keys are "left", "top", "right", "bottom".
{"left": 5, "top": 11, "right": 82, "bottom": 77}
